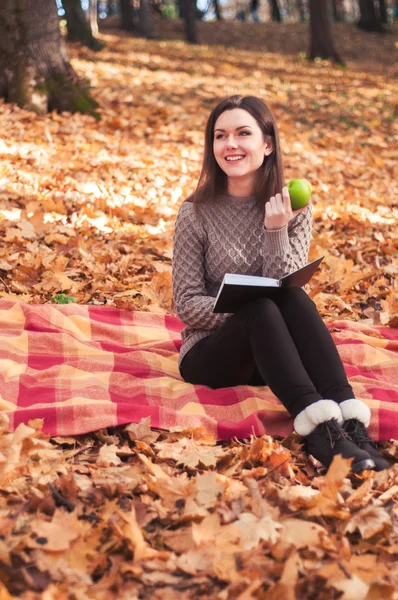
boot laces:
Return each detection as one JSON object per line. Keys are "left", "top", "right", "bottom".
{"left": 345, "top": 418, "right": 374, "bottom": 445}
{"left": 317, "top": 419, "right": 350, "bottom": 449}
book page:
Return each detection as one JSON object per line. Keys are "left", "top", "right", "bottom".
{"left": 223, "top": 273, "right": 279, "bottom": 287}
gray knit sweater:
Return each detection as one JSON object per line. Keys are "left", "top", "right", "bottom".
{"left": 172, "top": 195, "right": 313, "bottom": 368}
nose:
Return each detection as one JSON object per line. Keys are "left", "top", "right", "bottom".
{"left": 226, "top": 135, "right": 238, "bottom": 149}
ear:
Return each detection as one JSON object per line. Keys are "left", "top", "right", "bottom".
{"left": 264, "top": 140, "right": 273, "bottom": 156}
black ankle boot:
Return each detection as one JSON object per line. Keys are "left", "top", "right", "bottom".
{"left": 305, "top": 419, "right": 376, "bottom": 473}
{"left": 343, "top": 418, "right": 390, "bottom": 471}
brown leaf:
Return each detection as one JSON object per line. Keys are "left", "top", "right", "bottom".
{"left": 305, "top": 455, "right": 352, "bottom": 518}
{"left": 279, "top": 518, "right": 334, "bottom": 551}
{"left": 332, "top": 575, "right": 369, "bottom": 600}
{"left": 125, "top": 416, "right": 159, "bottom": 443}
{"left": 28, "top": 509, "right": 81, "bottom": 551}
{"left": 96, "top": 444, "right": 122, "bottom": 467}
{"left": 344, "top": 506, "right": 391, "bottom": 539}
{"left": 177, "top": 439, "right": 227, "bottom": 469}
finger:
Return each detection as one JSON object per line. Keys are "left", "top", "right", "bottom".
{"left": 282, "top": 186, "right": 290, "bottom": 210}
{"left": 265, "top": 201, "right": 272, "bottom": 215}
{"left": 276, "top": 195, "right": 286, "bottom": 213}
{"left": 276, "top": 194, "right": 285, "bottom": 213}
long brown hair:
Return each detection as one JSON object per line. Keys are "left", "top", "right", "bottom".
{"left": 189, "top": 95, "right": 284, "bottom": 210}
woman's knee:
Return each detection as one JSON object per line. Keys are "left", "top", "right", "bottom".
{"left": 236, "top": 297, "right": 280, "bottom": 323}
{"left": 279, "top": 286, "right": 318, "bottom": 315}
{"left": 283, "top": 286, "right": 315, "bottom": 305}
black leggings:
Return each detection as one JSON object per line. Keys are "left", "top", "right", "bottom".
{"left": 179, "top": 287, "right": 354, "bottom": 418}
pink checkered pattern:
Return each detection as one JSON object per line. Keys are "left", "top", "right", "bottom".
{"left": 0, "top": 300, "right": 397, "bottom": 441}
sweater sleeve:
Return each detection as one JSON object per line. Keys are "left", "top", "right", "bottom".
{"left": 172, "top": 202, "right": 232, "bottom": 329}
{"left": 262, "top": 202, "right": 313, "bottom": 279}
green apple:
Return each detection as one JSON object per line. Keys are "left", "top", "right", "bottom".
{"left": 287, "top": 179, "right": 312, "bottom": 210}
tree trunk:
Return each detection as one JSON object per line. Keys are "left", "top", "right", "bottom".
{"left": 120, "top": 0, "right": 135, "bottom": 30}
{"left": 378, "top": 0, "right": 388, "bottom": 23}
{"left": 0, "top": 0, "right": 99, "bottom": 117}
{"left": 139, "top": 0, "right": 153, "bottom": 37}
{"left": 213, "top": 0, "right": 222, "bottom": 20}
{"left": 269, "top": 0, "right": 282, "bottom": 21}
{"left": 63, "top": 0, "right": 104, "bottom": 50}
{"left": 107, "top": 0, "right": 117, "bottom": 16}
{"left": 296, "top": 0, "right": 306, "bottom": 21}
{"left": 332, "top": 0, "right": 343, "bottom": 21}
{"left": 309, "top": 0, "right": 344, "bottom": 64}
{"left": 177, "top": 0, "right": 184, "bottom": 18}
{"left": 357, "top": 0, "right": 384, "bottom": 31}
{"left": 183, "top": 0, "right": 199, "bottom": 44}
{"left": 90, "top": 0, "right": 99, "bottom": 36}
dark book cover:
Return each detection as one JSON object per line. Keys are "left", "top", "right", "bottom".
{"left": 213, "top": 256, "right": 324, "bottom": 313}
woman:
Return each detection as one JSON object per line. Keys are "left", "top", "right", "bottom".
{"left": 172, "top": 94, "right": 388, "bottom": 473}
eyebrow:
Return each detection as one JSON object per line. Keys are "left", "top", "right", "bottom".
{"left": 214, "top": 125, "right": 253, "bottom": 132}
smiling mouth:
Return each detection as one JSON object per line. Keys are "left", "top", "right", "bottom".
{"left": 225, "top": 155, "right": 245, "bottom": 162}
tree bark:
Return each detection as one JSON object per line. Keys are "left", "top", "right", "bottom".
{"left": 90, "top": 0, "right": 99, "bottom": 36}
{"left": 332, "top": 0, "right": 343, "bottom": 21}
{"left": 296, "top": 0, "right": 306, "bottom": 21}
{"left": 309, "top": 0, "right": 344, "bottom": 64}
{"left": 139, "top": 0, "right": 153, "bottom": 37}
{"left": 213, "top": 0, "right": 222, "bottom": 20}
{"left": 63, "top": 0, "right": 104, "bottom": 50}
{"left": 182, "top": 0, "right": 199, "bottom": 44}
{"left": 357, "top": 0, "right": 384, "bottom": 31}
{"left": 120, "top": 0, "right": 135, "bottom": 30}
{"left": 176, "top": 0, "right": 184, "bottom": 18}
{"left": 0, "top": 0, "right": 99, "bottom": 117}
{"left": 378, "top": 0, "right": 388, "bottom": 24}
{"left": 107, "top": 0, "right": 117, "bottom": 16}
{"left": 269, "top": 0, "right": 282, "bottom": 21}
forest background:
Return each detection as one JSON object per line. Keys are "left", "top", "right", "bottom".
{"left": 0, "top": 0, "right": 397, "bottom": 598}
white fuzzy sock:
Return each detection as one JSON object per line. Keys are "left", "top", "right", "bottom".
{"left": 340, "top": 398, "right": 371, "bottom": 428}
{"left": 294, "top": 399, "right": 343, "bottom": 437}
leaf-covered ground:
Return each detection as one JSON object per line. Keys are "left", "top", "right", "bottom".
{"left": 0, "top": 20, "right": 397, "bottom": 599}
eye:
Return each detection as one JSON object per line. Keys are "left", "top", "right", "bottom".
{"left": 240, "top": 131, "right": 251, "bottom": 136}
{"left": 215, "top": 134, "right": 225, "bottom": 140}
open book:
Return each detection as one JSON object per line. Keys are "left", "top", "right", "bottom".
{"left": 213, "top": 256, "right": 324, "bottom": 313}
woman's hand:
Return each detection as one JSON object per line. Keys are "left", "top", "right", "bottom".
{"left": 264, "top": 186, "right": 311, "bottom": 231}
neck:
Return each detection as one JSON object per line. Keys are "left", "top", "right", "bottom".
{"left": 227, "top": 175, "right": 255, "bottom": 198}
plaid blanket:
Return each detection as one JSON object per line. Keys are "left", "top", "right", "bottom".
{"left": 1, "top": 300, "right": 397, "bottom": 441}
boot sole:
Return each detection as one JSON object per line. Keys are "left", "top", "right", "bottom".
{"left": 351, "top": 458, "right": 376, "bottom": 473}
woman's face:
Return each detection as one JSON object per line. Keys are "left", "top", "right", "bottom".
{"left": 213, "top": 108, "right": 271, "bottom": 184}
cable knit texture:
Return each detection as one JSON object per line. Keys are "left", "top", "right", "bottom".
{"left": 172, "top": 195, "right": 313, "bottom": 367}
